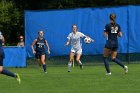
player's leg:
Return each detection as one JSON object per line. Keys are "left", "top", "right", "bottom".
{"left": 35, "top": 53, "right": 42, "bottom": 66}
{"left": 68, "top": 52, "right": 75, "bottom": 72}
{"left": 76, "top": 49, "right": 83, "bottom": 69}
{"left": 111, "top": 49, "right": 128, "bottom": 73}
{"left": 103, "top": 48, "right": 111, "bottom": 75}
{"left": 37, "top": 58, "right": 42, "bottom": 66}
{"left": 38, "top": 60, "right": 42, "bottom": 66}
{"left": 0, "top": 60, "right": 21, "bottom": 84}
{"left": 40, "top": 54, "right": 47, "bottom": 73}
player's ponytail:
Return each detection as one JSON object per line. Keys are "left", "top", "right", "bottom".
{"left": 110, "top": 13, "right": 116, "bottom": 28}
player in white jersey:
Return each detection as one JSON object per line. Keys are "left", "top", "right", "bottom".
{"left": 65, "top": 24, "right": 94, "bottom": 72}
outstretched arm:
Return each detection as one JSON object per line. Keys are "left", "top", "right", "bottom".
{"left": 84, "top": 35, "right": 94, "bottom": 42}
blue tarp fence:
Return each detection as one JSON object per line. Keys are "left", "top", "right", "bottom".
{"left": 25, "top": 5, "right": 140, "bottom": 58}
{"left": 4, "top": 5, "right": 140, "bottom": 67}
{"left": 3, "top": 47, "right": 26, "bottom": 67}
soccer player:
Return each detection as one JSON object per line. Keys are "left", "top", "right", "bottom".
{"left": 31, "top": 30, "right": 50, "bottom": 73}
{"left": 103, "top": 13, "right": 128, "bottom": 75}
{"left": 0, "top": 31, "right": 21, "bottom": 84}
{"left": 65, "top": 24, "right": 94, "bottom": 72}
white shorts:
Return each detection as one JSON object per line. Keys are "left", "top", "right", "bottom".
{"left": 71, "top": 48, "right": 82, "bottom": 55}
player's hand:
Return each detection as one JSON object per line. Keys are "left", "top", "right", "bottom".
{"left": 48, "top": 50, "right": 50, "bottom": 55}
{"left": 33, "top": 50, "right": 36, "bottom": 54}
{"left": 91, "top": 39, "right": 94, "bottom": 42}
{"left": 88, "top": 37, "right": 94, "bottom": 42}
{"left": 118, "top": 32, "right": 122, "bottom": 37}
{"left": 65, "top": 42, "right": 69, "bottom": 46}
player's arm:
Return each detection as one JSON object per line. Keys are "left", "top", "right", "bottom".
{"left": 65, "top": 38, "right": 70, "bottom": 46}
{"left": 2, "top": 35, "right": 5, "bottom": 46}
{"left": 104, "top": 32, "right": 107, "bottom": 37}
{"left": 118, "top": 25, "right": 122, "bottom": 37}
{"left": 45, "top": 40, "right": 50, "bottom": 54}
{"left": 104, "top": 24, "right": 108, "bottom": 38}
{"left": 31, "top": 39, "right": 37, "bottom": 54}
{"left": 84, "top": 35, "right": 94, "bottom": 42}
{"left": 82, "top": 33, "right": 94, "bottom": 42}
{"left": 118, "top": 32, "right": 122, "bottom": 37}
{"left": 65, "top": 33, "right": 71, "bottom": 46}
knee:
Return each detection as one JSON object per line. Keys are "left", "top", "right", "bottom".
{"left": 112, "top": 58, "right": 116, "bottom": 62}
{"left": 76, "top": 59, "right": 80, "bottom": 62}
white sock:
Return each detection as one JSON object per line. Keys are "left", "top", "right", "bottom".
{"left": 78, "top": 60, "right": 82, "bottom": 65}
{"left": 68, "top": 62, "right": 72, "bottom": 71}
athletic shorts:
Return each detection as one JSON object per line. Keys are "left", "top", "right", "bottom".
{"left": 71, "top": 48, "right": 82, "bottom": 55}
{"left": 105, "top": 45, "right": 118, "bottom": 51}
{"left": 35, "top": 51, "right": 46, "bottom": 59}
{"left": 105, "top": 40, "right": 118, "bottom": 51}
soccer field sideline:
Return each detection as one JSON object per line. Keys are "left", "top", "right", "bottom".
{"left": 0, "top": 64, "right": 140, "bottom": 93}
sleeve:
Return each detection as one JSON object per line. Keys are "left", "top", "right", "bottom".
{"left": 67, "top": 33, "right": 72, "bottom": 39}
{"left": 104, "top": 24, "right": 108, "bottom": 32}
{"left": 79, "top": 32, "right": 85, "bottom": 38}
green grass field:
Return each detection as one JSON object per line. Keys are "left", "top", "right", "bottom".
{"left": 0, "top": 64, "right": 140, "bottom": 93}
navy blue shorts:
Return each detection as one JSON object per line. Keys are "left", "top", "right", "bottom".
{"left": 35, "top": 51, "right": 46, "bottom": 59}
{"left": 105, "top": 45, "right": 118, "bottom": 51}
{"left": 0, "top": 48, "right": 5, "bottom": 66}
{"left": 105, "top": 40, "right": 118, "bottom": 51}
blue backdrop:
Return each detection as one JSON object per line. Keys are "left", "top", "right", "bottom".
{"left": 25, "top": 5, "right": 140, "bottom": 57}
{"left": 3, "top": 47, "right": 26, "bottom": 67}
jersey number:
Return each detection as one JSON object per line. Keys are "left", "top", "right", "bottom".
{"left": 111, "top": 27, "right": 118, "bottom": 33}
{"left": 38, "top": 44, "right": 42, "bottom": 48}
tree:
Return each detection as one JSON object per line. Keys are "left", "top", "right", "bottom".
{"left": 0, "top": 0, "right": 23, "bottom": 45}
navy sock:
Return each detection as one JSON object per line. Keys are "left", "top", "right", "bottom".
{"left": 112, "top": 58, "right": 124, "bottom": 68}
{"left": 1, "top": 69, "right": 16, "bottom": 78}
{"left": 104, "top": 57, "right": 110, "bottom": 73}
{"left": 43, "top": 64, "right": 46, "bottom": 72}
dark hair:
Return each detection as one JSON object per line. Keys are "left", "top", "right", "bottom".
{"left": 72, "top": 24, "right": 77, "bottom": 28}
{"left": 38, "top": 30, "right": 44, "bottom": 34}
{"left": 109, "top": 13, "right": 116, "bottom": 27}
{"left": 72, "top": 24, "right": 78, "bottom": 32}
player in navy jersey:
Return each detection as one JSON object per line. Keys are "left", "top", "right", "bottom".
{"left": 103, "top": 13, "right": 128, "bottom": 75}
{"left": 0, "top": 31, "right": 21, "bottom": 83}
{"left": 31, "top": 30, "right": 50, "bottom": 73}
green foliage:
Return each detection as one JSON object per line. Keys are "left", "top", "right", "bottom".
{"left": 0, "top": 0, "right": 22, "bottom": 46}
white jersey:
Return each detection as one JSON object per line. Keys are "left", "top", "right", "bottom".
{"left": 67, "top": 32, "right": 85, "bottom": 50}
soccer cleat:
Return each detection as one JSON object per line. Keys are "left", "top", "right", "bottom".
{"left": 124, "top": 66, "right": 128, "bottom": 74}
{"left": 15, "top": 73, "right": 21, "bottom": 84}
{"left": 106, "top": 72, "right": 112, "bottom": 75}
{"left": 44, "top": 71, "right": 47, "bottom": 74}
{"left": 80, "top": 64, "right": 83, "bottom": 70}
{"left": 68, "top": 70, "right": 71, "bottom": 72}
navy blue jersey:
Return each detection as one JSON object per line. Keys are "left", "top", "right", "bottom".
{"left": 0, "top": 31, "right": 5, "bottom": 66}
{"left": 35, "top": 37, "right": 46, "bottom": 52}
{"left": 104, "top": 23, "right": 121, "bottom": 48}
